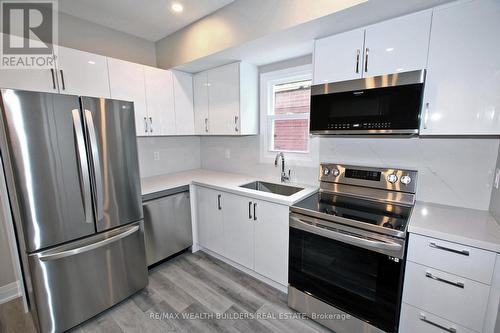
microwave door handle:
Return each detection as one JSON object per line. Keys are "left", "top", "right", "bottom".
{"left": 290, "top": 214, "right": 402, "bottom": 252}
{"left": 84, "top": 110, "right": 104, "bottom": 222}
{"left": 71, "top": 109, "right": 93, "bottom": 224}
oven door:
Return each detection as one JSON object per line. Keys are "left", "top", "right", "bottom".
{"left": 288, "top": 213, "right": 405, "bottom": 333}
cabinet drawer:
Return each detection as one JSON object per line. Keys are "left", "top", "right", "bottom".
{"left": 399, "top": 303, "right": 477, "bottom": 333}
{"left": 408, "top": 234, "right": 496, "bottom": 284}
{"left": 403, "top": 261, "right": 489, "bottom": 332}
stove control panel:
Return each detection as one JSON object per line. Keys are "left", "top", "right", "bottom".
{"left": 320, "top": 163, "right": 418, "bottom": 194}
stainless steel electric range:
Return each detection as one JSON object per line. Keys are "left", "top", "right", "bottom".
{"left": 288, "top": 163, "right": 418, "bottom": 333}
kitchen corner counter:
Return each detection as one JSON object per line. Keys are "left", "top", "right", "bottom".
{"left": 141, "top": 169, "right": 317, "bottom": 206}
{"left": 409, "top": 201, "right": 500, "bottom": 253}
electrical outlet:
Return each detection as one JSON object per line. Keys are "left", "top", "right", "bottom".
{"left": 225, "top": 149, "right": 231, "bottom": 159}
{"left": 495, "top": 168, "right": 500, "bottom": 189}
{"left": 153, "top": 151, "right": 160, "bottom": 161}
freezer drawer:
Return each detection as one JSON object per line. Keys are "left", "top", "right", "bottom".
{"left": 143, "top": 190, "right": 192, "bottom": 266}
{"left": 28, "top": 221, "right": 148, "bottom": 333}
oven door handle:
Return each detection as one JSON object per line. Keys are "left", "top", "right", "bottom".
{"left": 290, "top": 214, "right": 402, "bottom": 252}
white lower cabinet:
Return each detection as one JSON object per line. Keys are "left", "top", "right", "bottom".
{"left": 400, "top": 233, "right": 496, "bottom": 333}
{"left": 195, "top": 186, "right": 288, "bottom": 286}
{"left": 400, "top": 303, "right": 476, "bottom": 333}
{"left": 222, "top": 193, "right": 255, "bottom": 269}
{"left": 196, "top": 186, "right": 224, "bottom": 255}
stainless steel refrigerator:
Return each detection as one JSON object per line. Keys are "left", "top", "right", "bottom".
{"left": 0, "top": 89, "right": 148, "bottom": 333}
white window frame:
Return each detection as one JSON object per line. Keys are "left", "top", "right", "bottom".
{"left": 259, "top": 64, "right": 318, "bottom": 167}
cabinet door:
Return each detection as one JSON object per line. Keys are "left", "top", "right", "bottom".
{"left": 207, "top": 62, "right": 240, "bottom": 135}
{"left": 0, "top": 34, "right": 57, "bottom": 93}
{"left": 196, "top": 187, "right": 224, "bottom": 255}
{"left": 313, "top": 28, "right": 365, "bottom": 84}
{"left": 107, "top": 58, "right": 148, "bottom": 136}
{"left": 254, "top": 200, "right": 288, "bottom": 285}
{"left": 56, "top": 46, "right": 111, "bottom": 98}
{"left": 222, "top": 193, "right": 254, "bottom": 269}
{"left": 421, "top": 0, "right": 500, "bottom": 135}
{"left": 172, "top": 70, "right": 195, "bottom": 135}
{"left": 364, "top": 10, "right": 431, "bottom": 77}
{"left": 144, "top": 66, "right": 176, "bottom": 136}
{"left": 193, "top": 72, "right": 209, "bottom": 135}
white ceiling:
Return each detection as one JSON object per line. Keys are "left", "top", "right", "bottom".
{"left": 58, "top": 0, "right": 234, "bottom": 41}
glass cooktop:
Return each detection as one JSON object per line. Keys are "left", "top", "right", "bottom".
{"left": 291, "top": 192, "right": 411, "bottom": 234}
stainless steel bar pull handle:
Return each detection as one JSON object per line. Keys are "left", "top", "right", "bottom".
{"left": 253, "top": 203, "right": 257, "bottom": 221}
{"left": 144, "top": 117, "right": 148, "bottom": 133}
{"left": 59, "top": 70, "right": 66, "bottom": 90}
{"left": 355, "top": 49, "right": 360, "bottom": 73}
{"left": 424, "top": 102, "right": 430, "bottom": 129}
{"left": 425, "top": 272, "right": 464, "bottom": 289}
{"left": 71, "top": 109, "right": 93, "bottom": 224}
{"left": 235, "top": 116, "right": 239, "bottom": 133}
{"left": 364, "top": 48, "right": 369, "bottom": 72}
{"left": 84, "top": 110, "right": 104, "bottom": 222}
{"left": 36, "top": 225, "right": 140, "bottom": 261}
{"left": 248, "top": 202, "right": 252, "bottom": 219}
{"left": 205, "top": 118, "right": 209, "bottom": 133}
{"left": 217, "top": 194, "right": 222, "bottom": 210}
{"left": 50, "top": 68, "right": 56, "bottom": 90}
{"left": 419, "top": 314, "right": 457, "bottom": 333}
{"left": 149, "top": 117, "right": 153, "bottom": 133}
{"left": 429, "top": 242, "right": 470, "bottom": 256}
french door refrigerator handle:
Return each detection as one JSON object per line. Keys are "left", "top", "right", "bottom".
{"left": 84, "top": 109, "right": 104, "bottom": 221}
{"left": 290, "top": 214, "right": 402, "bottom": 252}
{"left": 71, "top": 109, "right": 93, "bottom": 224}
{"left": 35, "top": 224, "right": 140, "bottom": 261}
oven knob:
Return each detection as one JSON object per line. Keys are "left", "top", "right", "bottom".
{"left": 387, "top": 173, "right": 398, "bottom": 184}
{"left": 323, "top": 167, "right": 330, "bottom": 175}
{"left": 401, "top": 175, "right": 412, "bottom": 185}
{"left": 332, "top": 168, "right": 340, "bottom": 177}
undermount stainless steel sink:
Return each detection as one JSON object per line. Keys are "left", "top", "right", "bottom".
{"left": 239, "top": 181, "right": 304, "bottom": 196}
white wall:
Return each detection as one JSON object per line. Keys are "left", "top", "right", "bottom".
{"left": 137, "top": 137, "right": 201, "bottom": 178}
{"left": 490, "top": 145, "right": 500, "bottom": 220}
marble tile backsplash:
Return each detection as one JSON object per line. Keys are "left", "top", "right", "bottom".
{"left": 201, "top": 136, "right": 500, "bottom": 210}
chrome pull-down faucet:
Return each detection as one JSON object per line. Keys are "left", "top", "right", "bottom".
{"left": 274, "top": 152, "right": 290, "bottom": 183}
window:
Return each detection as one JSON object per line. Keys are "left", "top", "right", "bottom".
{"left": 259, "top": 64, "right": 317, "bottom": 167}
{"left": 270, "top": 80, "right": 311, "bottom": 152}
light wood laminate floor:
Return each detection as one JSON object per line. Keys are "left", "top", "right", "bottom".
{"left": 0, "top": 251, "right": 331, "bottom": 333}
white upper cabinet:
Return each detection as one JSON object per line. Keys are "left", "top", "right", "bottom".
{"left": 56, "top": 46, "right": 110, "bottom": 98}
{"left": 193, "top": 62, "right": 258, "bottom": 136}
{"left": 144, "top": 66, "right": 176, "bottom": 136}
{"left": 107, "top": 58, "right": 148, "bottom": 136}
{"left": 313, "top": 11, "right": 432, "bottom": 84}
{"left": 0, "top": 34, "right": 58, "bottom": 93}
{"left": 193, "top": 72, "right": 210, "bottom": 135}
{"left": 207, "top": 62, "right": 240, "bottom": 135}
{"left": 363, "top": 11, "right": 432, "bottom": 77}
{"left": 420, "top": 0, "right": 500, "bottom": 135}
{"left": 172, "top": 70, "right": 195, "bottom": 135}
{"left": 313, "top": 28, "right": 365, "bottom": 84}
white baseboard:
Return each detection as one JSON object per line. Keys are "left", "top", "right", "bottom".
{"left": 0, "top": 281, "right": 20, "bottom": 305}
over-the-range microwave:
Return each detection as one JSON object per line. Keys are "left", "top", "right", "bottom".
{"left": 309, "top": 70, "right": 425, "bottom": 136}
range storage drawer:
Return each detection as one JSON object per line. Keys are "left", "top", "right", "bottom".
{"left": 403, "top": 261, "right": 489, "bottom": 332}
{"left": 143, "top": 188, "right": 192, "bottom": 266}
{"left": 408, "top": 234, "right": 496, "bottom": 284}
{"left": 399, "top": 303, "right": 477, "bottom": 333}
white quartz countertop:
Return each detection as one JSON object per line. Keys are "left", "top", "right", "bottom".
{"left": 409, "top": 201, "right": 500, "bottom": 253}
{"left": 141, "top": 169, "right": 318, "bottom": 206}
